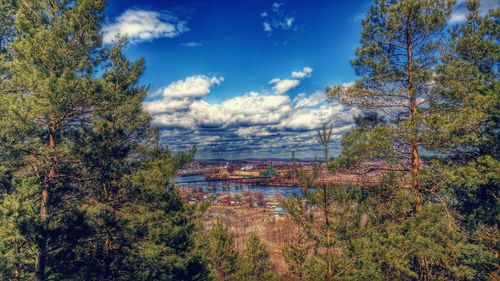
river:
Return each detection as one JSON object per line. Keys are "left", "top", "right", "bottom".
{"left": 176, "top": 175, "right": 303, "bottom": 197}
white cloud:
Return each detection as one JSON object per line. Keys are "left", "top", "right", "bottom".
{"left": 291, "top": 67, "right": 313, "bottom": 78}
{"left": 268, "top": 67, "right": 312, "bottom": 95}
{"left": 143, "top": 74, "right": 223, "bottom": 119}
{"left": 103, "top": 9, "right": 188, "bottom": 44}
{"left": 202, "top": 135, "right": 222, "bottom": 143}
{"left": 143, "top": 97, "right": 192, "bottom": 114}
{"left": 147, "top": 90, "right": 292, "bottom": 129}
{"left": 152, "top": 113, "right": 196, "bottom": 128}
{"left": 144, "top": 73, "right": 360, "bottom": 159}
{"left": 276, "top": 104, "right": 358, "bottom": 131}
{"left": 189, "top": 101, "right": 228, "bottom": 127}
{"left": 162, "top": 75, "right": 224, "bottom": 98}
{"left": 236, "top": 127, "right": 273, "bottom": 137}
{"left": 294, "top": 90, "right": 325, "bottom": 108}
{"left": 147, "top": 87, "right": 357, "bottom": 134}
{"left": 269, "top": 78, "right": 300, "bottom": 95}
{"left": 221, "top": 92, "right": 291, "bottom": 125}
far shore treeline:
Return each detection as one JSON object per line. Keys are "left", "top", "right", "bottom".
{"left": 0, "top": 0, "right": 498, "bottom": 281}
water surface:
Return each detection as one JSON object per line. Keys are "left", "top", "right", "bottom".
{"left": 176, "top": 175, "right": 303, "bottom": 197}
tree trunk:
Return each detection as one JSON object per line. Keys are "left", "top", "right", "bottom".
{"left": 215, "top": 268, "right": 224, "bottom": 281}
{"left": 410, "top": 100, "right": 421, "bottom": 211}
{"left": 13, "top": 241, "right": 21, "bottom": 281}
{"left": 14, "top": 266, "right": 20, "bottom": 281}
{"left": 324, "top": 145, "right": 329, "bottom": 165}
{"left": 406, "top": 15, "right": 421, "bottom": 211}
{"left": 36, "top": 118, "right": 57, "bottom": 281}
{"left": 104, "top": 229, "right": 112, "bottom": 279}
{"left": 321, "top": 143, "right": 330, "bottom": 226}
{"left": 418, "top": 255, "right": 430, "bottom": 281}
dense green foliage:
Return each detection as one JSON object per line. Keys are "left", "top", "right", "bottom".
{"left": 425, "top": 0, "right": 499, "bottom": 229}
{"left": 0, "top": 0, "right": 498, "bottom": 280}
{"left": 237, "top": 234, "right": 279, "bottom": 281}
{"left": 328, "top": 0, "right": 455, "bottom": 210}
{"left": 285, "top": 0, "right": 499, "bottom": 280}
{"left": 206, "top": 221, "right": 278, "bottom": 281}
{"left": 0, "top": 1, "right": 208, "bottom": 280}
{"left": 206, "top": 220, "right": 240, "bottom": 281}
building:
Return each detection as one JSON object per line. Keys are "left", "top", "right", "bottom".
{"left": 274, "top": 207, "right": 286, "bottom": 221}
{"left": 234, "top": 170, "right": 260, "bottom": 177}
{"left": 261, "top": 168, "right": 278, "bottom": 177}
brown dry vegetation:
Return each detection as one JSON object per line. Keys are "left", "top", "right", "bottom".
{"left": 203, "top": 204, "right": 307, "bottom": 278}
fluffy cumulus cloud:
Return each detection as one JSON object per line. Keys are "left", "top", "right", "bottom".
{"left": 269, "top": 66, "right": 313, "bottom": 95}
{"left": 143, "top": 75, "right": 223, "bottom": 115}
{"left": 148, "top": 91, "right": 292, "bottom": 129}
{"left": 261, "top": 2, "right": 296, "bottom": 36}
{"left": 143, "top": 97, "right": 192, "bottom": 114}
{"left": 144, "top": 70, "right": 358, "bottom": 159}
{"left": 103, "top": 9, "right": 188, "bottom": 44}
{"left": 449, "top": 0, "right": 498, "bottom": 24}
{"left": 236, "top": 127, "right": 273, "bottom": 137}
{"left": 276, "top": 104, "right": 357, "bottom": 131}
{"left": 294, "top": 90, "right": 325, "bottom": 108}
{"left": 269, "top": 78, "right": 300, "bottom": 95}
{"left": 221, "top": 92, "right": 292, "bottom": 125}
{"left": 162, "top": 75, "right": 224, "bottom": 98}
{"left": 291, "top": 67, "right": 313, "bottom": 78}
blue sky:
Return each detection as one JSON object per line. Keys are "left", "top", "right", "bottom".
{"left": 103, "top": 0, "right": 497, "bottom": 159}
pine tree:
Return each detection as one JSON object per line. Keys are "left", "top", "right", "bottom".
{"left": 238, "top": 234, "right": 279, "bottom": 281}
{"left": 286, "top": 104, "right": 495, "bottom": 280}
{"left": 284, "top": 184, "right": 366, "bottom": 281}
{"left": 6, "top": 1, "right": 105, "bottom": 279}
{"left": 328, "top": 0, "right": 453, "bottom": 210}
{"left": 353, "top": 111, "right": 385, "bottom": 130}
{"left": 72, "top": 38, "right": 152, "bottom": 279}
{"left": 282, "top": 227, "right": 309, "bottom": 281}
{"left": 424, "top": 0, "right": 499, "bottom": 228}
{"left": 207, "top": 220, "right": 239, "bottom": 281}
{"left": 119, "top": 147, "right": 208, "bottom": 281}
{"left": 0, "top": 179, "right": 37, "bottom": 281}
{"left": 422, "top": 1, "right": 499, "bottom": 278}
{"left": 0, "top": 0, "right": 17, "bottom": 187}
{"left": 1, "top": 1, "right": 210, "bottom": 280}
{"left": 0, "top": 0, "right": 16, "bottom": 79}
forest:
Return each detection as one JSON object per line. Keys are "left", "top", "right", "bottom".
{"left": 0, "top": 0, "right": 498, "bottom": 280}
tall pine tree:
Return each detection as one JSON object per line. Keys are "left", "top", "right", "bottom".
{"left": 237, "top": 234, "right": 279, "bottom": 281}
{"left": 7, "top": 1, "right": 105, "bottom": 279}
{"left": 207, "top": 220, "right": 240, "bottom": 281}
{"left": 424, "top": 0, "right": 499, "bottom": 228}
{"left": 1, "top": 1, "right": 210, "bottom": 280}
{"left": 328, "top": 0, "right": 453, "bottom": 210}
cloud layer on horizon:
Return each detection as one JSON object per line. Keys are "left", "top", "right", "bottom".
{"left": 143, "top": 67, "right": 358, "bottom": 159}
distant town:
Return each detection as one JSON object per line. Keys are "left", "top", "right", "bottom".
{"left": 176, "top": 159, "right": 386, "bottom": 206}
